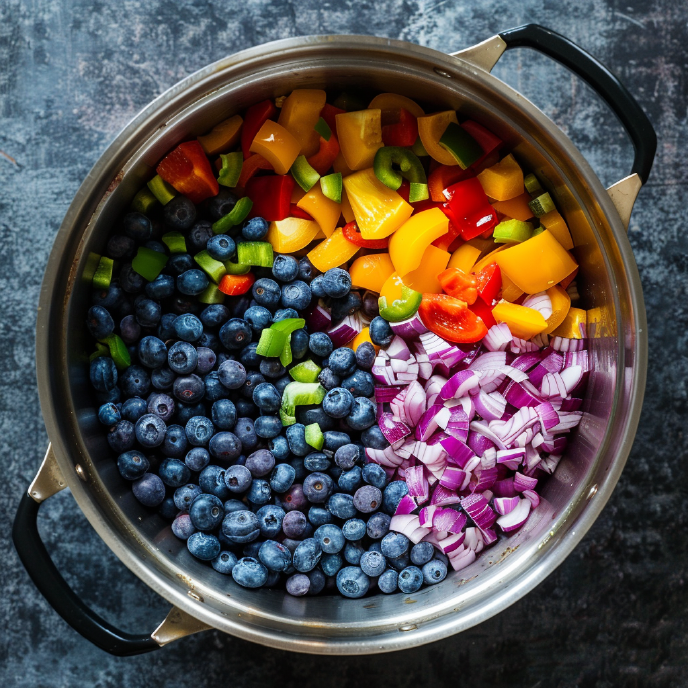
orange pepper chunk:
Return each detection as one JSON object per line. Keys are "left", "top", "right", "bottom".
{"left": 336, "top": 110, "right": 384, "bottom": 170}
{"left": 491, "top": 192, "right": 534, "bottom": 222}
{"left": 388, "top": 207, "right": 449, "bottom": 276}
{"left": 401, "top": 245, "right": 450, "bottom": 294}
{"left": 543, "top": 285, "right": 572, "bottom": 334}
{"left": 307, "top": 227, "right": 360, "bottom": 272}
{"left": 277, "top": 89, "right": 327, "bottom": 157}
{"left": 197, "top": 114, "right": 243, "bottom": 156}
{"left": 539, "top": 209, "right": 574, "bottom": 250}
{"left": 349, "top": 253, "right": 395, "bottom": 292}
{"left": 448, "top": 242, "right": 482, "bottom": 273}
{"left": 417, "top": 111, "right": 459, "bottom": 166}
{"left": 297, "top": 185, "right": 341, "bottom": 238}
{"left": 477, "top": 154, "right": 524, "bottom": 201}
{"left": 266, "top": 217, "right": 321, "bottom": 253}
{"left": 492, "top": 302, "right": 547, "bottom": 338}
{"left": 249, "top": 120, "right": 301, "bottom": 175}
{"left": 351, "top": 327, "right": 380, "bottom": 353}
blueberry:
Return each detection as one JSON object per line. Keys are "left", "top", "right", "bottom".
{"left": 297, "top": 257, "right": 317, "bottom": 282}
{"left": 134, "top": 413, "right": 166, "bottom": 448}
{"left": 361, "top": 425, "right": 389, "bottom": 449}
{"left": 272, "top": 308, "right": 299, "bottom": 323}
{"left": 209, "top": 431, "right": 242, "bottom": 462}
{"left": 159, "top": 457, "right": 191, "bottom": 488}
{"left": 280, "top": 484, "right": 308, "bottom": 512}
{"left": 200, "top": 304, "right": 230, "bottom": 329}
{"left": 303, "top": 472, "right": 334, "bottom": 504}
{"left": 387, "top": 553, "right": 412, "bottom": 571}
{"left": 366, "top": 512, "right": 391, "bottom": 539}
{"left": 242, "top": 216, "right": 269, "bottom": 241}
{"left": 327, "top": 348, "right": 355, "bottom": 376}
{"left": 334, "top": 443, "right": 361, "bottom": 470}
{"left": 280, "top": 280, "right": 311, "bottom": 310}
{"left": 187, "top": 532, "right": 221, "bottom": 561}
{"left": 285, "top": 573, "right": 310, "bottom": 596}
{"left": 118, "top": 314, "right": 141, "bottom": 345}
{"left": 217, "top": 360, "right": 247, "bottom": 390}
{"left": 353, "top": 485, "right": 382, "bottom": 513}
{"left": 398, "top": 565, "right": 424, "bottom": 593}
{"left": 317, "top": 367, "right": 340, "bottom": 391}
{"left": 290, "top": 457, "right": 307, "bottom": 482}
{"left": 203, "top": 186, "right": 236, "bottom": 221}
{"left": 269, "top": 464, "right": 296, "bottom": 497}
{"left": 163, "top": 196, "right": 197, "bottom": 231}
{"left": 219, "top": 318, "right": 253, "bottom": 350}
{"left": 122, "top": 211, "right": 152, "bottom": 241}
{"left": 251, "top": 278, "right": 281, "bottom": 310}
{"left": 186, "top": 219, "right": 213, "bottom": 253}
{"left": 206, "top": 234, "right": 236, "bottom": 261}
{"left": 147, "top": 392, "right": 175, "bottom": 422}
{"left": 185, "top": 447, "right": 210, "bottom": 472}
{"left": 271, "top": 254, "right": 299, "bottom": 282}
{"left": 222, "top": 509, "right": 260, "bottom": 544}
{"left": 202, "top": 372, "right": 229, "bottom": 403}
{"left": 185, "top": 416, "right": 215, "bottom": 446}
{"left": 173, "top": 374, "right": 205, "bottom": 404}
{"left": 323, "top": 387, "right": 354, "bottom": 419}
{"left": 310, "top": 275, "right": 327, "bottom": 298}
{"left": 378, "top": 569, "right": 398, "bottom": 593}
{"left": 354, "top": 341, "right": 376, "bottom": 371}
{"left": 233, "top": 399, "right": 256, "bottom": 421}
{"left": 408, "top": 542, "right": 434, "bottom": 568}
{"left": 304, "top": 452, "right": 330, "bottom": 472}
{"left": 223, "top": 465, "right": 251, "bottom": 493}
{"left": 145, "top": 274, "right": 175, "bottom": 300}
{"left": 336, "top": 566, "right": 369, "bottom": 598}
{"left": 145, "top": 239, "right": 166, "bottom": 253}
{"left": 119, "top": 365, "right": 151, "bottom": 398}
{"left": 360, "top": 550, "right": 386, "bottom": 577}
{"left": 156, "top": 313, "right": 177, "bottom": 341}
{"left": 212, "top": 551, "right": 238, "bottom": 575}
{"left": 362, "top": 463, "right": 388, "bottom": 490}
{"left": 98, "top": 402, "right": 121, "bottom": 426}
{"left": 107, "top": 233, "right": 135, "bottom": 259}
{"left": 346, "top": 397, "right": 377, "bottom": 431}
{"left": 244, "top": 306, "right": 272, "bottom": 336}
{"left": 369, "top": 316, "right": 394, "bottom": 346}
{"left": 308, "top": 332, "right": 333, "bottom": 358}
{"left": 306, "top": 568, "right": 326, "bottom": 595}
{"left": 327, "top": 492, "right": 356, "bottom": 520}
{"left": 322, "top": 268, "right": 351, "bottom": 298}
{"left": 383, "top": 481, "right": 409, "bottom": 516}
{"left": 256, "top": 504, "right": 285, "bottom": 539}
{"left": 293, "top": 538, "right": 322, "bottom": 573}
{"left": 342, "top": 370, "right": 375, "bottom": 398}
{"left": 381, "top": 532, "right": 410, "bottom": 559}
{"left": 117, "top": 450, "right": 149, "bottom": 480}
{"left": 255, "top": 540, "right": 291, "bottom": 574}
{"left": 90, "top": 357, "right": 117, "bottom": 392}
{"left": 320, "top": 553, "right": 343, "bottom": 577}
{"left": 174, "top": 483, "right": 202, "bottom": 511}
{"left": 323, "top": 431, "right": 351, "bottom": 452}
{"left": 157, "top": 495, "right": 178, "bottom": 520}
{"left": 340, "top": 518, "right": 365, "bottom": 542}
{"left": 297, "top": 406, "right": 334, "bottom": 432}
{"left": 134, "top": 298, "right": 161, "bottom": 328}
{"left": 166, "top": 253, "right": 195, "bottom": 276}
{"left": 176, "top": 269, "right": 209, "bottom": 297}
{"left": 282, "top": 510, "right": 308, "bottom": 538}
{"left": 314, "top": 524, "right": 345, "bottom": 554}
{"left": 259, "top": 359, "right": 285, "bottom": 379}
{"left": 268, "top": 436, "right": 291, "bottom": 462}
{"left": 290, "top": 329, "right": 309, "bottom": 360}
{"left": 173, "top": 315, "right": 203, "bottom": 345}
{"left": 224, "top": 499, "right": 246, "bottom": 515}
{"left": 243, "top": 449, "right": 274, "bottom": 478}
{"left": 308, "top": 507, "right": 332, "bottom": 527}
{"left": 86, "top": 305, "right": 115, "bottom": 340}
{"left": 233, "top": 417, "right": 258, "bottom": 452}
{"left": 189, "top": 493, "right": 224, "bottom": 531}
{"left": 238, "top": 344, "right": 261, "bottom": 371}
{"left": 210, "top": 399, "right": 236, "bottom": 431}
{"left": 172, "top": 513, "right": 196, "bottom": 540}
{"left": 252, "top": 382, "right": 280, "bottom": 413}
{"left": 247, "top": 479, "right": 271, "bottom": 505}
{"left": 283, "top": 424, "right": 307, "bottom": 457}
{"left": 132, "top": 473, "right": 165, "bottom": 507}
{"left": 137, "top": 336, "right": 167, "bottom": 368}
{"left": 166, "top": 341, "right": 196, "bottom": 375}
{"left": 338, "top": 466, "right": 362, "bottom": 493}
{"left": 176, "top": 401, "right": 207, "bottom": 425}
{"left": 331, "top": 292, "right": 362, "bottom": 323}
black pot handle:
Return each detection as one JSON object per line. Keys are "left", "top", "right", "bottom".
{"left": 498, "top": 24, "right": 657, "bottom": 184}
{"left": 13, "top": 492, "right": 160, "bottom": 656}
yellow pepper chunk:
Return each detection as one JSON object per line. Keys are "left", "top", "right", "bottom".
{"left": 343, "top": 168, "right": 413, "bottom": 239}
{"left": 500, "top": 274, "right": 525, "bottom": 302}
{"left": 197, "top": 114, "right": 243, "bottom": 156}
{"left": 380, "top": 272, "right": 404, "bottom": 304}
{"left": 349, "top": 253, "right": 395, "bottom": 293}
{"left": 492, "top": 302, "right": 547, "bottom": 339}
{"left": 551, "top": 307, "right": 586, "bottom": 339}
{"left": 471, "top": 245, "right": 507, "bottom": 274}
{"left": 249, "top": 120, "right": 301, "bottom": 175}
{"left": 351, "top": 327, "right": 380, "bottom": 353}
{"left": 477, "top": 154, "right": 524, "bottom": 201}
{"left": 340, "top": 188, "right": 355, "bottom": 223}
{"left": 277, "top": 89, "right": 327, "bottom": 157}
{"left": 336, "top": 110, "right": 384, "bottom": 170}
{"left": 297, "top": 185, "right": 341, "bottom": 238}
{"left": 540, "top": 209, "right": 574, "bottom": 250}
{"left": 368, "top": 93, "right": 425, "bottom": 118}
{"left": 307, "top": 227, "right": 360, "bottom": 272}
{"left": 389, "top": 208, "right": 449, "bottom": 276}
{"left": 543, "top": 285, "right": 571, "bottom": 334}
{"left": 401, "top": 245, "right": 450, "bottom": 294}
{"left": 333, "top": 150, "right": 354, "bottom": 177}
{"left": 448, "top": 243, "right": 482, "bottom": 273}
{"left": 417, "top": 111, "right": 459, "bottom": 166}
{"left": 266, "top": 217, "right": 320, "bottom": 253}
{"left": 495, "top": 230, "right": 578, "bottom": 294}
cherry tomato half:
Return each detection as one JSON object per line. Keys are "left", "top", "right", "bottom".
{"left": 342, "top": 221, "right": 389, "bottom": 249}
{"left": 418, "top": 293, "right": 488, "bottom": 343}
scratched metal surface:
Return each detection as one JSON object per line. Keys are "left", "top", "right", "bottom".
{"left": 1, "top": 1, "right": 686, "bottom": 686}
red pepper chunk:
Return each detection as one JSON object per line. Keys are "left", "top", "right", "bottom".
{"left": 245, "top": 175, "right": 294, "bottom": 221}
{"left": 382, "top": 108, "right": 418, "bottom": 147}
{"left": 438, "top": 268, "right": 478, "bottom": 305}
{"left": 218, "top": 272, "right": 255, "bottom": 296}
{"left": 342, "top": 221, "right": 389, "bottom": 249}
{"left": 442, "top": 177, "right": 498, "bottom": 240}
{"left": 468, "top": 295, "right": 497, "bottom": 329}
{"left": 418, "top": 293, "right": 488, "bottom": 344}
{"left": 428, "top": 165, "right": 474, "bottom": 202}
{"left": 290, "top": 204, "right": 314, "bottom": 221}
{"left": 307, "top": 132, "right": 340, "bottom": 176}
{"left": 237, "top": 154, "right": 273, "bottom": 188}
{"left": 474, "top": 263, "right": 501, "bottom": 305}
{"left": 241, "top": 99, "right": 277, "bottom": 159}
{"left": 320, "top": 103, "right": 346, "bottom": 136}
{"left": 157, "top": 141, "right": 219, "bottom": 204}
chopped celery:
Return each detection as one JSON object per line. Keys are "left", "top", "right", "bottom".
{"left": 524, "top": 173, "right": 544, "bottom": 197}
{"left": 281, "top": 382, "right": 327, "bottom": 416}
{"left": 218, "top": 152, "right": 243, "bottom": 188}
{"left": 131, "top": 187, "right": 158, "bottom": 214}
{"left": 194, "top": 250, "right": 227, "bottom": 283}
{"left": 528, "top": 192, "right": 556, "bottom": 217}
{"left": 438, "top": 122, "right": 483, "bottom": 169}
{"left": 493, "top": 219, "right": 533, "bottom": 244}
{"left": 291, "top": 155, "right": 321, "bottom": 192}
{"left": 99, "top": 334, "right": 131, "bottom": 370}
{"left": 223, "top": 260, "right": 252, "bottom": 275}
{"left": 279, "top": 333, "right": 293, "bottom": 367}
{"left": 313, "top": 117, "right": 332, "bottom": 141}
{"left": 289, "top": 360, "right": 322, "bottom": 383}
{"left": 89, "top": 343, "right": 109, "bottom": 362}
{"left": 320, "top": 172, "right": 342, "bottom": 203}
{"left": 304, "top": 423, "right": 324, "bottom": 450}
{"left": 162, "top": 231, "right": 187, "bottom": 254}
{"left": 280, "top": 408, "right": 297, "bottom": 427}
{"left": 93, "top": 256, "right": 114, "bottom": 290}
{"left": 212, "top": 196, "right": 253, "bottom": 234}
{"left": 132, "top": 246, "right": 168, "bottom": 281}
{"left": 411, "top": 136, "right": 428, "bottom": 157}
{"left": 256, "top": 329, "right": 288, "bottom": 357}
{"left": 237, "top": 241, "right": 274, "bottom": 268}
{"left": 147, "top": 175, "right": 176, "bottom": 205}
{"left": 197, "top": 283, "right": 226, "bottom": 304}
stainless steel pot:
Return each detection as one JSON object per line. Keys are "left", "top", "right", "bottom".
{"left": 14, "top": 25, "right": 656, "bottom": 656}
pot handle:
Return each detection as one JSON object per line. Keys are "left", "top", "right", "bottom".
{"left": 13, "top": 490, "right": 161, "bottom": 656}
{"left": 497, "top": 24, "right": 657, "bottom": 184}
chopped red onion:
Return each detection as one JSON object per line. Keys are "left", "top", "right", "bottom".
{"left": 404, "top": 465, "right": 429, "bottom": 501}
{"left": 481, "top": 447, "right": 497, "bottom": 469}
{"left": 496, "top": 498, "right": 531, "bottom": 532}
{"left": 522, "top": 292, "right": 553, "bottom": 320}
{"left": 550, "top": 336, "right": 586, "bottom": 352}
{"left": 438, "top": 531, "right": 467, "bottom": 554}
{"left": 469, "top": 420, "right": 507, "bottom": 450}
{"left": 540, "top": 454, "right": 562, "bottom": 474}
{"left": 560, "top": 364, "right": 583, "bottom": 394}
{"left": 418, "top": 331, "right": 468, "bottom": 367}
{"left": 439, "top": 435, "right": 475, "bottom": 468}
{"left": 511, "top": 350, "right": 546, "bottom": 373}
{"left": 424, "top": 374, "right": 447, "bottom": 406}
{"left": 478, "top": 526, "right": 498, "bottom": 546}
{"left": 439, "top": 369, "right": 481, "bottom": 400}
{"left": 483, "top": 323, "right": 512, "bottom": 352}
{"left": 470, "top": 466, "right": 498, "bottom": 493}
{"left": 448, "top": 546, "right": 476, "bottom": 571}
{"left": 494, "top": 496, "right": 521, "bottom": 516}
{"left": 522, "top": 489, "right": 540, "bottom": 508}
{"left": 374, "top": 385, "right": 405, "bottom": 402}
{"left": 468, "top": 351, "right": 507, "bottom": 371}
{"left": 327, "top": 311, "right": 365, "bottom": 347}
{"left": 510, "top": 337, "right": 541, "bottom": 354}
{"left": 433, "top": 508, "right": 466, "bottom": 534}
{"left": 418, "top": 505, "right": 439, "bottom": 528}
{"left": 492, "top": 477, "right": 517, "bottom": 497}
{"left": 386, "top": 335, "right": 412, "bottom": 361}
{"left": 473, "top": 390, "right": 507, "bottom": 421}
{"left": 496, "top": 447, "right": 525, "bottom": 470}
{"left": 305, "top": 301, "right": 332, "bottom": 332}
{"left": 461, "top": 493, "right": 497, "bottom": 529}
{"left": 504, "top": 379, "right": 543, "bottom": 408}
{"left": 439, "top": 466, "right": 467, "bottom": 490}
{"left": 389, "top": 313, "right": 428, "bottom": 338}
{"left": 430, "top": 485, "right": 462, "bottom": 506}
{"left": 378, "top": 412, "right": 412, "bottom": 444}
{"left": 394, "top": 494, "right": 418, "bottom": 516}
{"left": 414, "top": 404, "right": 446, "bottom": 441}
{"left": 560, "top": 396, "right": 582, "bottom": 412}
{"left": 513, "top": 471, "right": 538, "bottom": 492}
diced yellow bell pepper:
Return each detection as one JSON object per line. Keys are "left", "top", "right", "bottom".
{"left": 343, "top": 168, "right": 413, "bottom": 239}
{"left": 492, "top": 302, "right": 547, "bottom": 339}
{"left": 297, "top": 185, "right": 341, "bottom": 239}
{"left": 388, "top": 208, "right": 449, "bottom": 276}
{"left": 477, "top": 154, "right": 524, "bottom": 201}
{"left": 500, "top": 274, "right": 524, "bottom": 302}
{"left": 401, "top": 245, "right": 450, "bottom": 293}
{"left": 368, "top": 93, "right": 425, "bottom": 118}
{"left": 307, "top": 227, "right": 360, "bottom": 272}
{"left": 340, "top": 188, "right": 355, "bottom": 223}
{"left": 551, "top": 307, "right": 586, "bottom": 339}
{"left": 336, "top": 110, "right": 384, "bottom": 170}
{"left": 197, "top": 114, "right": 243, "bottom": 156}
{"left": 332, "top": 151, "right": 354, "bottom": 177}
{"left": 448, "top": 243, "right": 482, "bottom": 273}
{"left": 495, "top": 230, "right": 578, "bottom": 294}
{"left": 249, "top": 120, "right": 301, "bottom": 175}
{"left": 539, "top": 209, "right": 574, "bottom": 250}
{"left": 349, "top": 253, "right": 395, "bottom": 292}
{"left": 314, "top": 228, "right": 327, "bottom": 239}
{"left": 266, "top": 217, "right": 321, "bottom": 253}
{"left": 379, "top": 272, "right": 404, "bottom": 304}
{"left": 471, "top": 245, "right": 506, "bottom": 274}
{"left": 417, "top": 111, "right": 459, "bottom": 166}
{"left": 491, "top": 192, "right": 534, "bottom": 222}
{"left": 277, "top": 89, "right": 327, "bottom": 157}
{"left": 351, "top": 326, "right": 380, "bottom": 353}
{"left": 543, "top": 285, "right": 571, "bottom": 334}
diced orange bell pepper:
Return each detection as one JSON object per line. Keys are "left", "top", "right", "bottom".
{"left": 277, "top": 89, "right": 327, "bottom": 157}
{"left": 237, "top": 153, "right": 273, "bottom": 188}
{"left": 388, "top": 208, "right": 449, "bottom": 276}
{"left": 438, "top": 268, "right": 478, "bottom": 304}
{"left": 417, "top": 111, "right": 460, "bottom": 166}
{"left": 551, "top": 307, "right": 586, "bottom": 339}
{"left": 307, "top": 227, "right": 360, "bottom": 272}
{"left": 306, "top": 133, "right": 340, "bottom": 176}
{"left": 491, "top": 192, "right": 534, "bottom": 222}
{"left": 336, "top": 110, "right": 384, "bottom": 170}
{"left": 249, "top": 120, "right": 301, "bottom": 175}
{"left": 543, "top": 285, "right": 572, "bottom": 334}
{"left": 477, "top": 154, "right": 524, "bottom": 201}
{"left": 266, "top": 217, "right": 321, "bottom": 253}
{"left": 379, "top": 272, "right": 404, "bottom": 304}
{"left": 218, "top": 272, "right": 255, "bottom": 296}
{"left": 539, "top": 209, "right": 574, "bottom": 250}
{"left": 500, "top": 274, "right": 524, "bottom": 302}
{"left": 402, "top": 245, "right": 450, "bottom": 294}
{"left": 448, "top": 242, "right": 482, "bottom": 273}
{"left": 157, "top": 141, "right": 219, "bottom": 204}
{"left": 492, "top": 301, "right": 547, "bottom": 339}
{"left": 495, "top": 230, "right": 578, "bottom": 294}
{"left": 368, "top": 93, "right": 425, "bottom": 118}
{"left": 343, "top": 168, "right": 413, "bottom": 240}
{"left": 340, "top": 188, "right": 355, "bottom": 223}
{"left": 349, "top": 253, "right": 395, "bottom": 292}
{"left": 296, "top": 185, "right": 341, "bottom": 238}
{"left": 351, "top": 326, "right": 380, "bottom": 353}
{"left": 197, "top": 114, "right": 243, "bottom": 156}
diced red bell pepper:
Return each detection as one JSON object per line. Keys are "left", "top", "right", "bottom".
{"left": 218, "top": 272, "right": 255, "bottom": 296}
{"left": 237, "top": 154, "right": 273, "bottom": 188}
{"left": 438, "top": 268, "right": 478, "bottom": 304}
{"left": 442, "top": 177, "right": 498, "bottom": 240}
{"left": 468, "top": 295, "right": 497, "bottom": 329}
{"left": 241, "top": 100, "right": 277, "bottom": 159}
{"left": 460, "top": 121, "right": 502, "bottom": 161}
{"left": 245, "top": 174, "right": 294, "bottom": 221}
{"left": 382, "top": 108, "right": 418, "bottom": 147}
{"left": 418, "top": 293, "right": 488, "bottom": 344}
{"left": 320, "top": 103, "right": 346, "bottom": 136}
{"left": 342, "top": 220, "right": 389, "bottom": 249}
{"left": 157, "top": 141, "right": 219, "bottom": 204}
{"left": 307, "top": 133, "right": 340, "bottom": 176}
{"left": 290, "top": 204, "right": 314, "bottom": 221}
{"left": 428, "top": 165, "right": 474, "bottom": 202}
{"left": 474, "top": 263, "right": 501, "bottom": 305}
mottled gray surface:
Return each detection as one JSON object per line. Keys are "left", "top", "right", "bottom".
{"left": 1, "top": 0, "right": 686, "bottom": 686}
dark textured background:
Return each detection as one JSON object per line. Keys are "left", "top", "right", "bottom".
{"left": 2, "top": 1, "right": 686, "bottom": 686}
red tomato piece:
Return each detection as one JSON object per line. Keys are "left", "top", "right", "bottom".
{"left": 418, "top": 293, "right": 488, "bottom": 343}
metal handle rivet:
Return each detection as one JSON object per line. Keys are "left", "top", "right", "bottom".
{"left": 587, "top": 484, "right": 598, "bottom": 500}
{"left": 75, "top": 464, "right": 87, "bottom": 481}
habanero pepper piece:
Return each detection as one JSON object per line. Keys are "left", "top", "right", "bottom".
{"left": 448, "top": 242, "right": 482, "bottom": 273}
{"left": 540, "top": 209, "right": 574, "bottom": 250}
{"left": 306, "top": 132, "right": 340, "bottom": 176}
{"left": 477, "top": 153, "right": 524, "bottom": 201}
{"left": 543, "top": 285, "right": 572, "bottom": 334}
{"left": 550, "top": 306, "right": 586, "bottom": 339}
{"left": 378, "top": 285, "right": 422, "bottom": 322}
{"left": 156, "top": 140, "right": 219, "bottom": 204}
{"left": 438, "top": 122, "right": 483, "bottom": 170}
{"left": 373, "top": 146, "right": 428, "bottom": 203}
{"left": 212, "top": 196, "right": 254, "bottom": 234}
{"left": 218, "top": 272, "right": 256, "bottom": 296}
{"left": 342, "top": 220, "right": 389, "bottom": 249}
{"left": 468, "top": 296, "right": 497, "bottom": 329}
{"left": 320, "top": 103, "right": 346, "bottom": 135}
{"left": 241, "top": 99, "right": 277, "bottom": 159}
{"left": 93, "top": 256, "right": 114, "bottom": 290}
{"left": 474, "top": 263, "right": 502, "bottom": 305}
{"left": 267, "top": 217, "right": 321, "bottom": 253}
{"left": 401, "top": 245, "right": 451, "bottom": 294}
{"left": 217, "top": 151, "right": 243, "bottom": 188}
{"left": 250, "top": 120, "right": 301, "bottom": 175}
{"left": 131, "top": 247, "right": 168, "bottom": 282}
{"left": 290, "top": 204, "right": 314, "bottom": 221}
{"left": 237, "top": 154, "right": 273, "bottom": 188}
{"left": 437, "top": 268, "right": 478, "bottom": 305}
{"left": 245, "top": 174, "right": 294, "bottom": 222}
{"left": 381, "top": 108, "right": 418, "bottom": 148}
{"left": 559, "top": 266, "right": 578, "bottom": 291}
{"left": 418, "top": 293, "right": 488, "bottom": 344}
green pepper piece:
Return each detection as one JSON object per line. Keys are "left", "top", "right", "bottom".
{"left": 304, "top": 422, "right": 324, "bottom": 450}
{"left": 131, "top": 246, "right": 168, "bottom": 281}
{"left": 531, "top": 225, "right": 545, "bottom": 238}
{"left": 378, "top": 285, "right": 422, "bottom": 322}
{"left": 313, "top": 117, "right": 332, "bottom": 141}
{"left": 212, "top": 196, "right": 253, "bottom": 234}
{"left": 256, "top": 329, "right": 288, "bottom": 357}
{"left": 223, "top": 260, "right": 252, "bottom": 275}
{"left": 271, "top": 318, "right": 306, "bottom": 335}
{"left": 373, "top": 147, "right": 427, "bottom": 197}
{"left": 281, "top": 382, "right": 326, "bottom": 416}
{"left": 528, "top": 192, "right": 556, "bottom": 217}
{"left": 93, "top": 256, "right": 114, "bottom": 290}
{"left": 279, "top": 333, "right": 293, "bottom": 367}
{"left": 131, "top": 187, "right": 158, "bottom": 214}
{"left": 194, "top": 250, "right": 227, "bottom": 283}
{"left": 411, "top": 136, "right": 429, "bottom": 157}
{"left": 197, "top": 283, "right": 226, "bottom": 304}
{"left": 162, "top": 231, "right": 187, "bottom": 254}
{"left": 289, "top": 360, "right": 322, "bottom": 383}
{"left": 89, "top": 343, "right": 109, "bottom": 362}
{"left": 291, "top": 155, "right": 321, "bottom": 192}
{"left": 99, "top": 334, "right": 131, "bottom": 371}
{"left": 493, "top": 218, "right": 533, "bottom": 244}
{"left": 279, "top": 408, "right": 297, "bottom": 427}
{"left": 83, "top": 252, "right": 102, "bottom": 283}
{"left": 438, "top": 122, "right": 483, "bottom": 170}
{"left": 218, "top": 152, "right": 243, "bottom": 188}
{"left": 237, "top": 241, "right": 274, "bottom": 268}
{"left": 147, "top": 175, "right": 177, "bottom": 205}
{"left": 409, "top": 182, "right": 429, "bottom": 203}
{"left": 524, "top": 173, "right": 544, "bottom": 197}
{"left": 320, "top": 172, "right": 342, "bottom": 203}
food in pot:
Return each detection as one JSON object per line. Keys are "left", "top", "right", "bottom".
{"left": 87, "top": 89, "right": 586, "bottom": 597}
